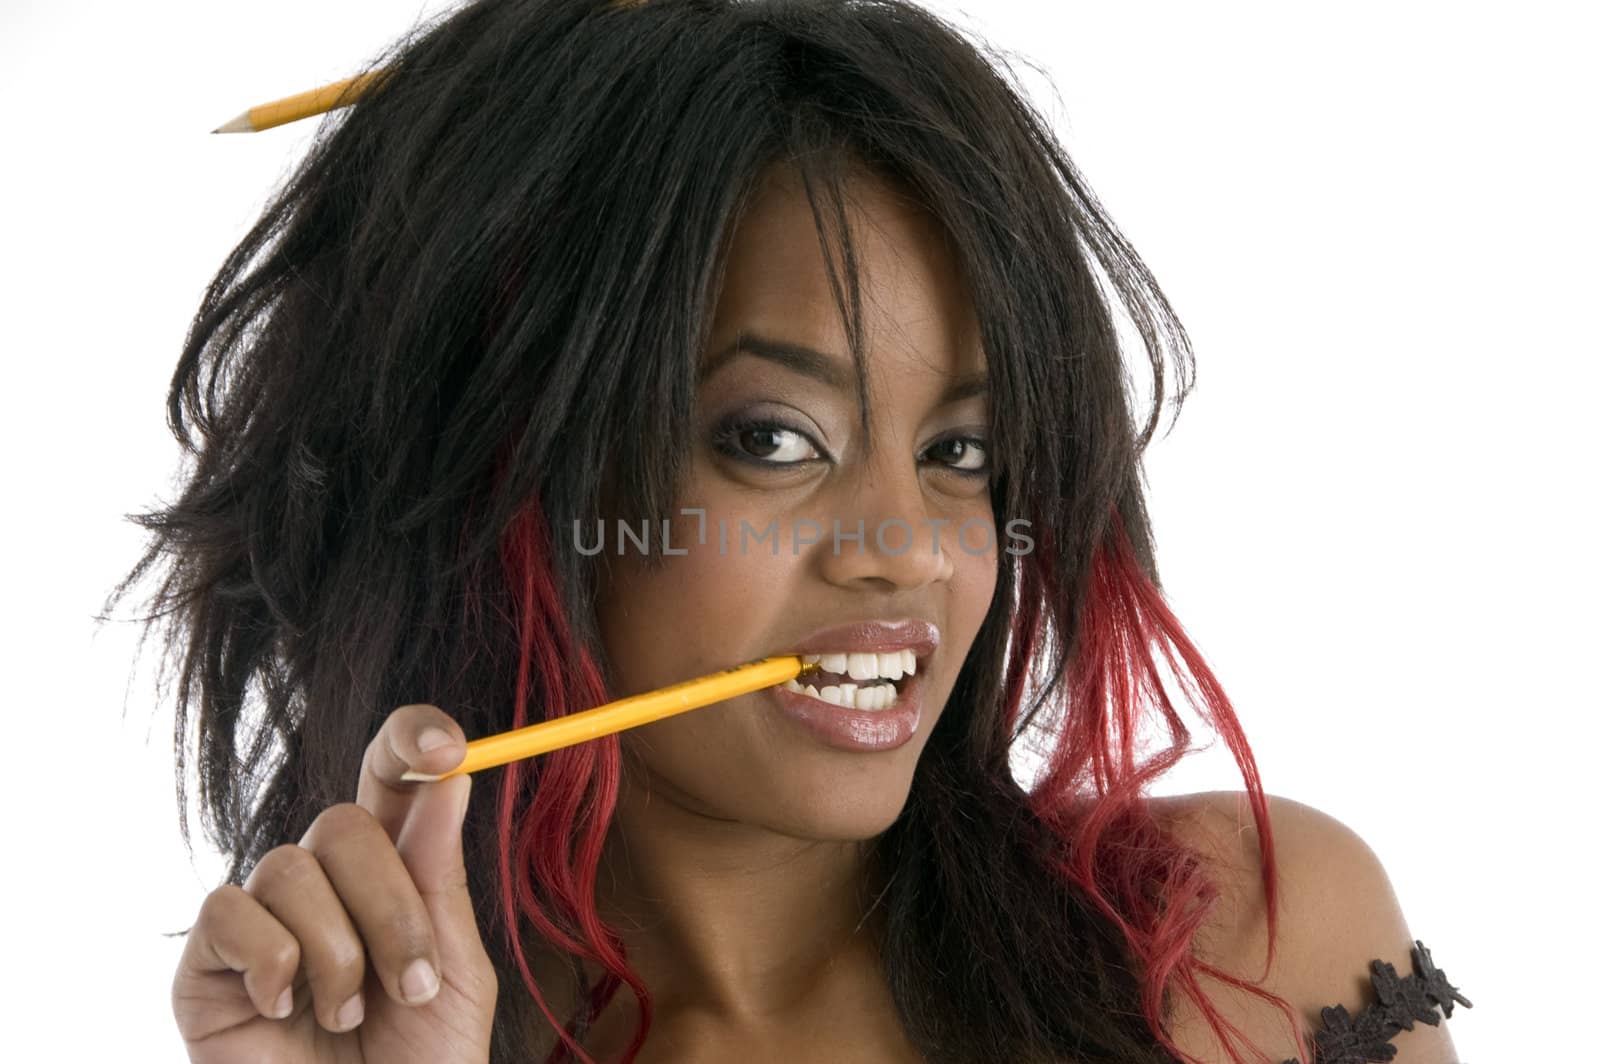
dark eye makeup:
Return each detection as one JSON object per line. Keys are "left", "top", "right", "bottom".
{"left": 708, "top": 413, "right": 991, "bottom": 478}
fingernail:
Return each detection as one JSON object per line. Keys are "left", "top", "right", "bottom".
{"left": 272, "top": 986, "right": 294, "bottom": 1019}
{"left": 416, "top": 727, "right": 454, "bottom": 753}
{"left": 401, "top": 958, "right": 440, "bottom": 1004}
{"left": 335, "top": 993, "right": 364, "bottom": 1030}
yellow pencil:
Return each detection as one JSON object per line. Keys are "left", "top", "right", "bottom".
{"left": 401, "top": 654, "right": 816, "bottom": 782}
{"left": 212, "top": 69, "right": 393, "bottom": 134}
{"left": 210, "top": 2, "right": 655, "bottom": 134}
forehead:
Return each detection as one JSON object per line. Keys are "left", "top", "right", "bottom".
{"left": 707, "top": 165, "right": 982, "bottom": 378}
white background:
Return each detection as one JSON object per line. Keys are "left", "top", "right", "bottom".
{"left": 3, "top": 1, "right": 1593, "bottom": 1060}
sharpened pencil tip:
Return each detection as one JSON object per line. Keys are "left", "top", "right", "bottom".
{"left": 400, "top": 769, "right": 442, "bottom": 783}
{"left": 212, "top": 111, "right": 255, "bottom": 134}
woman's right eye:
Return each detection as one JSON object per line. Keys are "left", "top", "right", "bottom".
{"left": 711, "top": 417, "right": 824, "bottom": 467}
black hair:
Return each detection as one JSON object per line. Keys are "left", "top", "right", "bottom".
{"left": 112, "top": 2, "right": 1305, "bottom": 1062}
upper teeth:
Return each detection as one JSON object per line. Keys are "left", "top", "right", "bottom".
{"left": 799, "top": 650, "right": 916, "bottom": 680}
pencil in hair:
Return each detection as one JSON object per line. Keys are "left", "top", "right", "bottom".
{"left": 210, "top": 2, "right": 654, "bottom": 133}
{"left": 211, "top": 68, "right": 392, "bottom": 133}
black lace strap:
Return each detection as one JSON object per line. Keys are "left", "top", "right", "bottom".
{"left": 1280, "top": 939, "right": 1472, "bottom": 1064}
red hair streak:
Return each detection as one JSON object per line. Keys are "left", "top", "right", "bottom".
{"left": 496, "top": 503, "right": 652, "bottom": 1064}
{"left": 1015, "top": 506, "right": 1313, "bottom": 1064}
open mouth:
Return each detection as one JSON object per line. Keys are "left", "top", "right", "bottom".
{"left": 783, "top": 650, "right": 919, "bottom": 712}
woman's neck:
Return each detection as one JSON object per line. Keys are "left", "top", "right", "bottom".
{"left": 591, "top": 766, "right": 882, "bottom": 1023}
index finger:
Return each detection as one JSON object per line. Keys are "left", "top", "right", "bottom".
{"left": 356, "top": 703, "right": 467, "bottom": 838}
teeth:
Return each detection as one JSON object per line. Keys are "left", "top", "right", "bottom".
{"left": 844, "top": 653, "right": 874, "bottom": 681}
{"left": 786, "top": 677, "right": 899, "bottom": 711}
{"left": 877, "top": 652, "right": 903, "bottom": 681}
{"left": 798, "top": 649, "right": 920, "bottom": 682}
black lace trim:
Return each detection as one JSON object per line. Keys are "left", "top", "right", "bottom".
{"left": 1281, "top": 940, "right": 1471, "bottom": 1064}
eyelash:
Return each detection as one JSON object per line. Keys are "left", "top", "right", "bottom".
{"left": 710, "top": 415, "right": 991, "bottom": 477}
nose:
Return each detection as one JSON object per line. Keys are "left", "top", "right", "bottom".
{"left": 814, "top": 459, "right": 959, "bottom": 593}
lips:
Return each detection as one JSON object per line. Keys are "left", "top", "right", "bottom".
{"left": 786, "top": 618, "right": 940, "bottom": 661}
{"left": 769, "top": 668, "right": 924, "bottom": 751}
{"left": 765, "top": 618, "right": 940, "bottom": 752}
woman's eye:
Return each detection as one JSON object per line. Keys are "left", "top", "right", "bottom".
{"left": 712, "top": 417, "right": 987, "bottom": 476}
{"left": 924, "top": 435, "right": 990, "bottom": 474}
{"left": 712, "top": 418, "right": 823, "bottom": 466}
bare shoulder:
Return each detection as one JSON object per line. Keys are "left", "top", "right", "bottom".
{"left": 1148, "top": 790, "right": 1463, "bottom": 1064}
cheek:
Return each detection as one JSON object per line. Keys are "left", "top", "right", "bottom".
{"left": 945, "top": 515, "right": 1002, "bottom": 671}
{"left": 596, "top": 517, "right": 803, "bottom": 695}
{"left": 967, "top": 560, "right": 1001, "bottom": 677}
{"left": 593, "top": 513, "right": 807, "bottom": 814}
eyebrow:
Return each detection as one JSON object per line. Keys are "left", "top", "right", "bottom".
{"left": 699, "top": 330, "right": 989, "bottom": 406}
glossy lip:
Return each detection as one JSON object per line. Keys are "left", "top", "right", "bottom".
{"left": 768, "top": 619, "right": 939, "bottom": 752}
{"left": 787, "top": 618, "right": 941, "bottom": 660}
{"left": 769, "top": 668, "right": 923, "bottom": 752}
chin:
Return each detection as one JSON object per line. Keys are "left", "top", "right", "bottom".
{"left": 759, "top": 769, "right": 920, "bottom": 843}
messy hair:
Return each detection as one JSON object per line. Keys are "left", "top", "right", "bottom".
{"left": 113, "top": 1, "right": 1310, "bottom": 1061}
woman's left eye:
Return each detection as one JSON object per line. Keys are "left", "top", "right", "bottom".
{"left": 923, "top": 435, "right": 990, "bottom": 474}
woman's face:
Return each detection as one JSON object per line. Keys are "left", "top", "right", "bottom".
{"left": 593, "top": 166, "right": 998, "bottom": 841}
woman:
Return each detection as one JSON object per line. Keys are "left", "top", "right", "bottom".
{"left": 122, "top": 1, "right": 1468, "bottom": 1061}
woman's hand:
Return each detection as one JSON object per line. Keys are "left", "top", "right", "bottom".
{"left": 172, "top": 705, "right": 497, "bottom": 1063}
